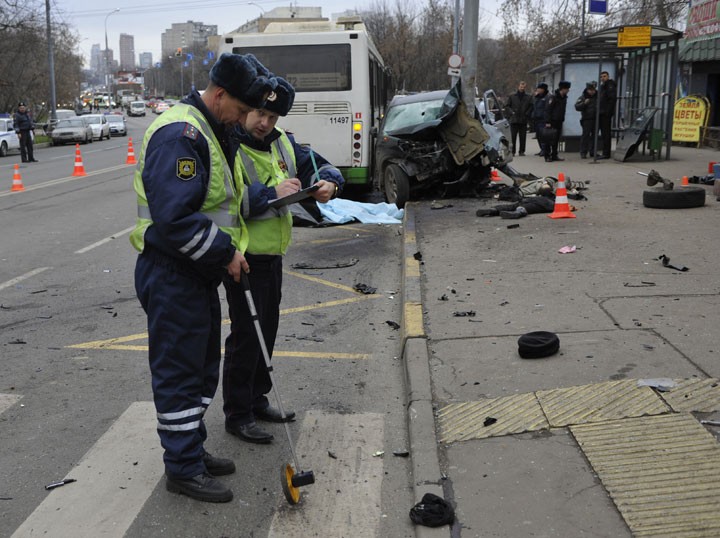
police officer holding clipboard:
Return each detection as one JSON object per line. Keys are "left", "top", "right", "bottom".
{"left": 223, "top": 75, "right": 344, "bottom": 444}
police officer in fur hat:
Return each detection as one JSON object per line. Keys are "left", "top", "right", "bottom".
{"left": 223, "top": 73, "right": 344, "bottom": 444}
{"left": 130, "top": 53, "right": 275, "bottom": 503}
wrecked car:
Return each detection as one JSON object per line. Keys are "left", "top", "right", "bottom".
{"left": 373, "top": 85, "right": 513, "bottom": 208}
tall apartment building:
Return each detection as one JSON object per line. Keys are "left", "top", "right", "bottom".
{"left": 119, "top": 33, "right": 135, "bottom": 71}
{"left": 161, "top": 21, "right": 218, "bottom": 57}
{"left": 139, "top": 52, "right": 153, "bottom": 70}
{"left": 90, "top": 43, "right": 102, "bottom": 72}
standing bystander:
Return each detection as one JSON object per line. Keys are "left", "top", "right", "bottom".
{"left": 14, "top": 102, "right": 37, "bottom": 163}
{"left": 506, "top": 81, "right": 534, "bottom": 156}
{"left": 575, "top": 81, "right": 598, "bottom": 159}
{"left": 598, "top": 71, "right": 617, "bottom": 159}
{"left": 532, "top": 83, "right": 549, "bottom": 157}
{"left": 543, "top": 81, "right": 571, "bottom": 162}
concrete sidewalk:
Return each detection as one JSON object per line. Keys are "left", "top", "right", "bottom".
{"left": 402, "top": 146, "right": 720, "bottom": 538}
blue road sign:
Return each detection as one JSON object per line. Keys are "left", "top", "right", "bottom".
{"left": 202, "top": 59, "right": 209, "bottom": 65}
{"left": 186, "top": 53, "right": 193, "bottom": 61}
{"left": 183, "top": 61, "right": 189, "bottom": 68}
{"left": 207, "top": 51, "right": 215, "bottom": 59}
{"left": 588, "top": 0, "right": 607, "bottom": 14}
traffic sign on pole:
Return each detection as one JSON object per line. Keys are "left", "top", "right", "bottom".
{"left": 588, "top": 0, "right": 607, "bottom": 14}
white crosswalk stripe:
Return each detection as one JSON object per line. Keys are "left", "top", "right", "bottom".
{"left": 11, "top": 402, "right": 161, "bottom": 538}
{"left": 0, "top": 393, "right": 22, "bottom": 415}
{"left": 268, "top": 411, "right": 385, "bottom": 538}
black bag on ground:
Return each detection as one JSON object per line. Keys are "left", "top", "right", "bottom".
{"left": 409, "top": 493, "right": 455, "bottom": 527}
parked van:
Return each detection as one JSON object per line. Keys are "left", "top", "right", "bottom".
{"left": 129, "top": 101, "right": 146, "bottom": 117}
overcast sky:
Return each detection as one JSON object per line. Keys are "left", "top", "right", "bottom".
{"left": 52, "top": 0, "right": 504, "bottom": 68}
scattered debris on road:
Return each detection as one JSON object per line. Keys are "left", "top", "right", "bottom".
{"left": 291, "top": 259, "right": 359, "bottom": 270}
{"left": 658, "top": 254, "right": 689, "bottom": 272}
{"left": 353, "top": 283, "right": 377, "bottom": 294}
{"left": 45, "top": 478, "right": 76, "bottom": 490}
{"left": 637, "top": 378, "right": 677, "bottom": 392}
{"left": 483, "top": 417, "right": 497, "bottom": 427}
{"left": 409, "top": 492, "right": 455, "bottom": 527}
{"left": 386, "top": 320, "right": 400, "bottom": 330}
{"left": 452, "top": 310, "right": 476, "bottom": 317}
{"left": 558, "top": 245, "right": 577, "bottom": 254}
{"left": 393, "top": 450, "right": 410, "bottom": 457}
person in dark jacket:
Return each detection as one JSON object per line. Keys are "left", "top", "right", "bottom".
{"left": 597, "top": 71, "right": 617, "bottom": 159}
{"left": 505, "top": 81, "right": 533, "bottom": 156}
{"left": 14, "top": 102, "right": 37, "bottom": 163}
{"left": 532, "top": 83, "right": 549, "bottom": 157}
{"left": 574, "top": 82, "right": 598, "bottom": 158}
{"left": 543, "top": 81, "right": 571, "bottom": 162}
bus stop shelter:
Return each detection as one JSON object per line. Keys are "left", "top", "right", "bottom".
{"left": 532, "top": 25, "right": 682, "bottom": 161}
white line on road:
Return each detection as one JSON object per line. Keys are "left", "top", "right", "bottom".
{"left": 0, "top": 267, "right": 50, "bottom": 292}
{"left": 75, "top": 225, "right": 135, "bottom": 254}
{"left": 0, "top": 393, "right": 22, "bottom": 415}
{"left": 268, "top": 410, "right": 385, "bottom": 538}
{"left": 10, "top": 402, "right": 161, "bottom": 538}
{"left": 0, "top": 164, "right": 131, "bottom": 199}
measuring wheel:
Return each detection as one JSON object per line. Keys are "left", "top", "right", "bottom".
{"left": 281, "top": 463, "right": 301, "bottom": 505}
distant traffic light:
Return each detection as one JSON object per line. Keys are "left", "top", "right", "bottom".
{"left": 175, "top": 48, "right": 182, "bottom": 57}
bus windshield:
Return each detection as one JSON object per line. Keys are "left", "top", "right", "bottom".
{"left": 231, "top": 44, "right": 351, "bottom": 92}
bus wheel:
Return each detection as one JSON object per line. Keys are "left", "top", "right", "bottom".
{"left": 383, "top": 164, "right": 410, "bottom": 208}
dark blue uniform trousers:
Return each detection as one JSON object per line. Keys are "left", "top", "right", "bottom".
{"left": 222, "top": 254, "right": 282, "bottom": 426}
{"left": 135, "top": 250, "right": 221, "bottom": 479}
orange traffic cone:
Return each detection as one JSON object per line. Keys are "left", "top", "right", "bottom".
{"left": 681, "top": 175, "right": 689, "bottom": 186}
{"left": 72, "top": 144, "right": 87, "bottom": 177}
{"left": 11, "top": 164, "right": 25, "bottom": 192}
{"left": 126, "top": 137, "right": 137, "bottom": 165}
{"left": 491, "top": 169, "right": 501, "bottom": 182}
{"left": 548, "top": 172, "right": 576, "bottom": 219}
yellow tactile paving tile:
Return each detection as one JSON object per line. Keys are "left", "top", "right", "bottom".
{"left": 571, "top": 414, "right": 720, "bottom": 538}
{"left": 436, "top": 393, "right": 549, "bottom": 442}
{"left": 659, "top": 378, "right": 720, "bottom": 413}
{"left": 536, "top": 379, "right": 670, "bottom": 427}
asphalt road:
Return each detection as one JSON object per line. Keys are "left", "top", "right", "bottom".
{"left": 0, "top": 113, "right": 414, "bottom": 537}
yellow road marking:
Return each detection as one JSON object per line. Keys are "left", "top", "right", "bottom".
{"left": 284, "top": 269, "right": 362, "bottom": 294}
{"left": 279, "top": 294, "right": 381, "bottom": 314}
{"left": 403, "top": 302, "right": 424, "bottom": 338}
{"left": 405, "top": 257, "right": 420, "bottom": 278}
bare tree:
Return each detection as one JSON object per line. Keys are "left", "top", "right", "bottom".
{"left": 0, "top": 1, "right": 83, "bottom": 114}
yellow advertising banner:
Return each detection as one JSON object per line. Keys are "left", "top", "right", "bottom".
{"left": 671, "top": 96, "right": 709, "bottom": 143}
{"left": 618, "top": 26, "right": 652, "bottom": 47}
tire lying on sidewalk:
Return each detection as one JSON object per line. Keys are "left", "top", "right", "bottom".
{"left": 643, "top": 186, "right": 706, "bottom": 209}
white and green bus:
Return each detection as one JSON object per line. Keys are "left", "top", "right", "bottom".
{"left": 220, "top": 18, "right": 389, "bottom": 187}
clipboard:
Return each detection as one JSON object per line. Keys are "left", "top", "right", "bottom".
{"left": 267, "top": 184, "right": 320, "bottom": 209}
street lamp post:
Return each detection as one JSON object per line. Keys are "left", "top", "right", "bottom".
{"left": 104, "top": 8, "right": 120, "bottom": 101}
{"left": 45, "top": 0, "right": 57, "bottom": 123}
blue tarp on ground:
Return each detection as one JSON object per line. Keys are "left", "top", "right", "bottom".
{"left": 317, "top": 199, "right": 404, "bottom": 224}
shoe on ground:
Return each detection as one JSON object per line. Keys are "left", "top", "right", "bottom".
{"left": 30, "top": 159, "right": 39, "bottom": 162}
{"left": 255, "top": 405, "right": 295, "bottom": 423}
{"left": 535, "top": 152, "right": 544, "bottom": 156}
{"left": 596, "top": 155, "right": 609, "bottom": 160}
{"left": 580, "top": 153, "right": 587, "bottom": 159}
{"left": 544, "top": 157, "right": 553, "bottom": 162}
{"left": 202, "top": 451, "right": 235, "bottom": 476}
{"left": 519, "top": 152, "right": 525, "bottom": 156}
{"left": 552, "top": 157, "right": 565, "bottom": 162}
{"left": 225, "top": 421, "right": 274, "bottom": 444}
{"left": 166, "top": 472, "right": 233, "bottom": 503}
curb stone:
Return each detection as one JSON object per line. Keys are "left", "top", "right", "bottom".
{"left": 402, "top": 203, "right": 452, "bottom": 538}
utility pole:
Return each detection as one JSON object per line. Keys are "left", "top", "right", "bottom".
{"left": 45, "top": 0, "right": 57, "bottom": 122}
{"left": 460, "top": 0, "right": 479, "bottom": 115}
{"left": 451, "top": 0, "right": 461, "bottom": 87}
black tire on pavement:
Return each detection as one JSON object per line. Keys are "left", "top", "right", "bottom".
{"left": 0, "top": 141, "right": 7, "bottom": 157}
{"left": 643, "top": 187, "right": 706, "bottom": 209}
{"left": 383, "top": 163, "right": 411, "bottom": 208}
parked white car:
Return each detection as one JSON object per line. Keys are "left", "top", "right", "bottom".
{"left": 0, "top": 118, "right": 20, "bottom": 157}
{"left": 83, "top": 114, "right": 111, "bottom": 140}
